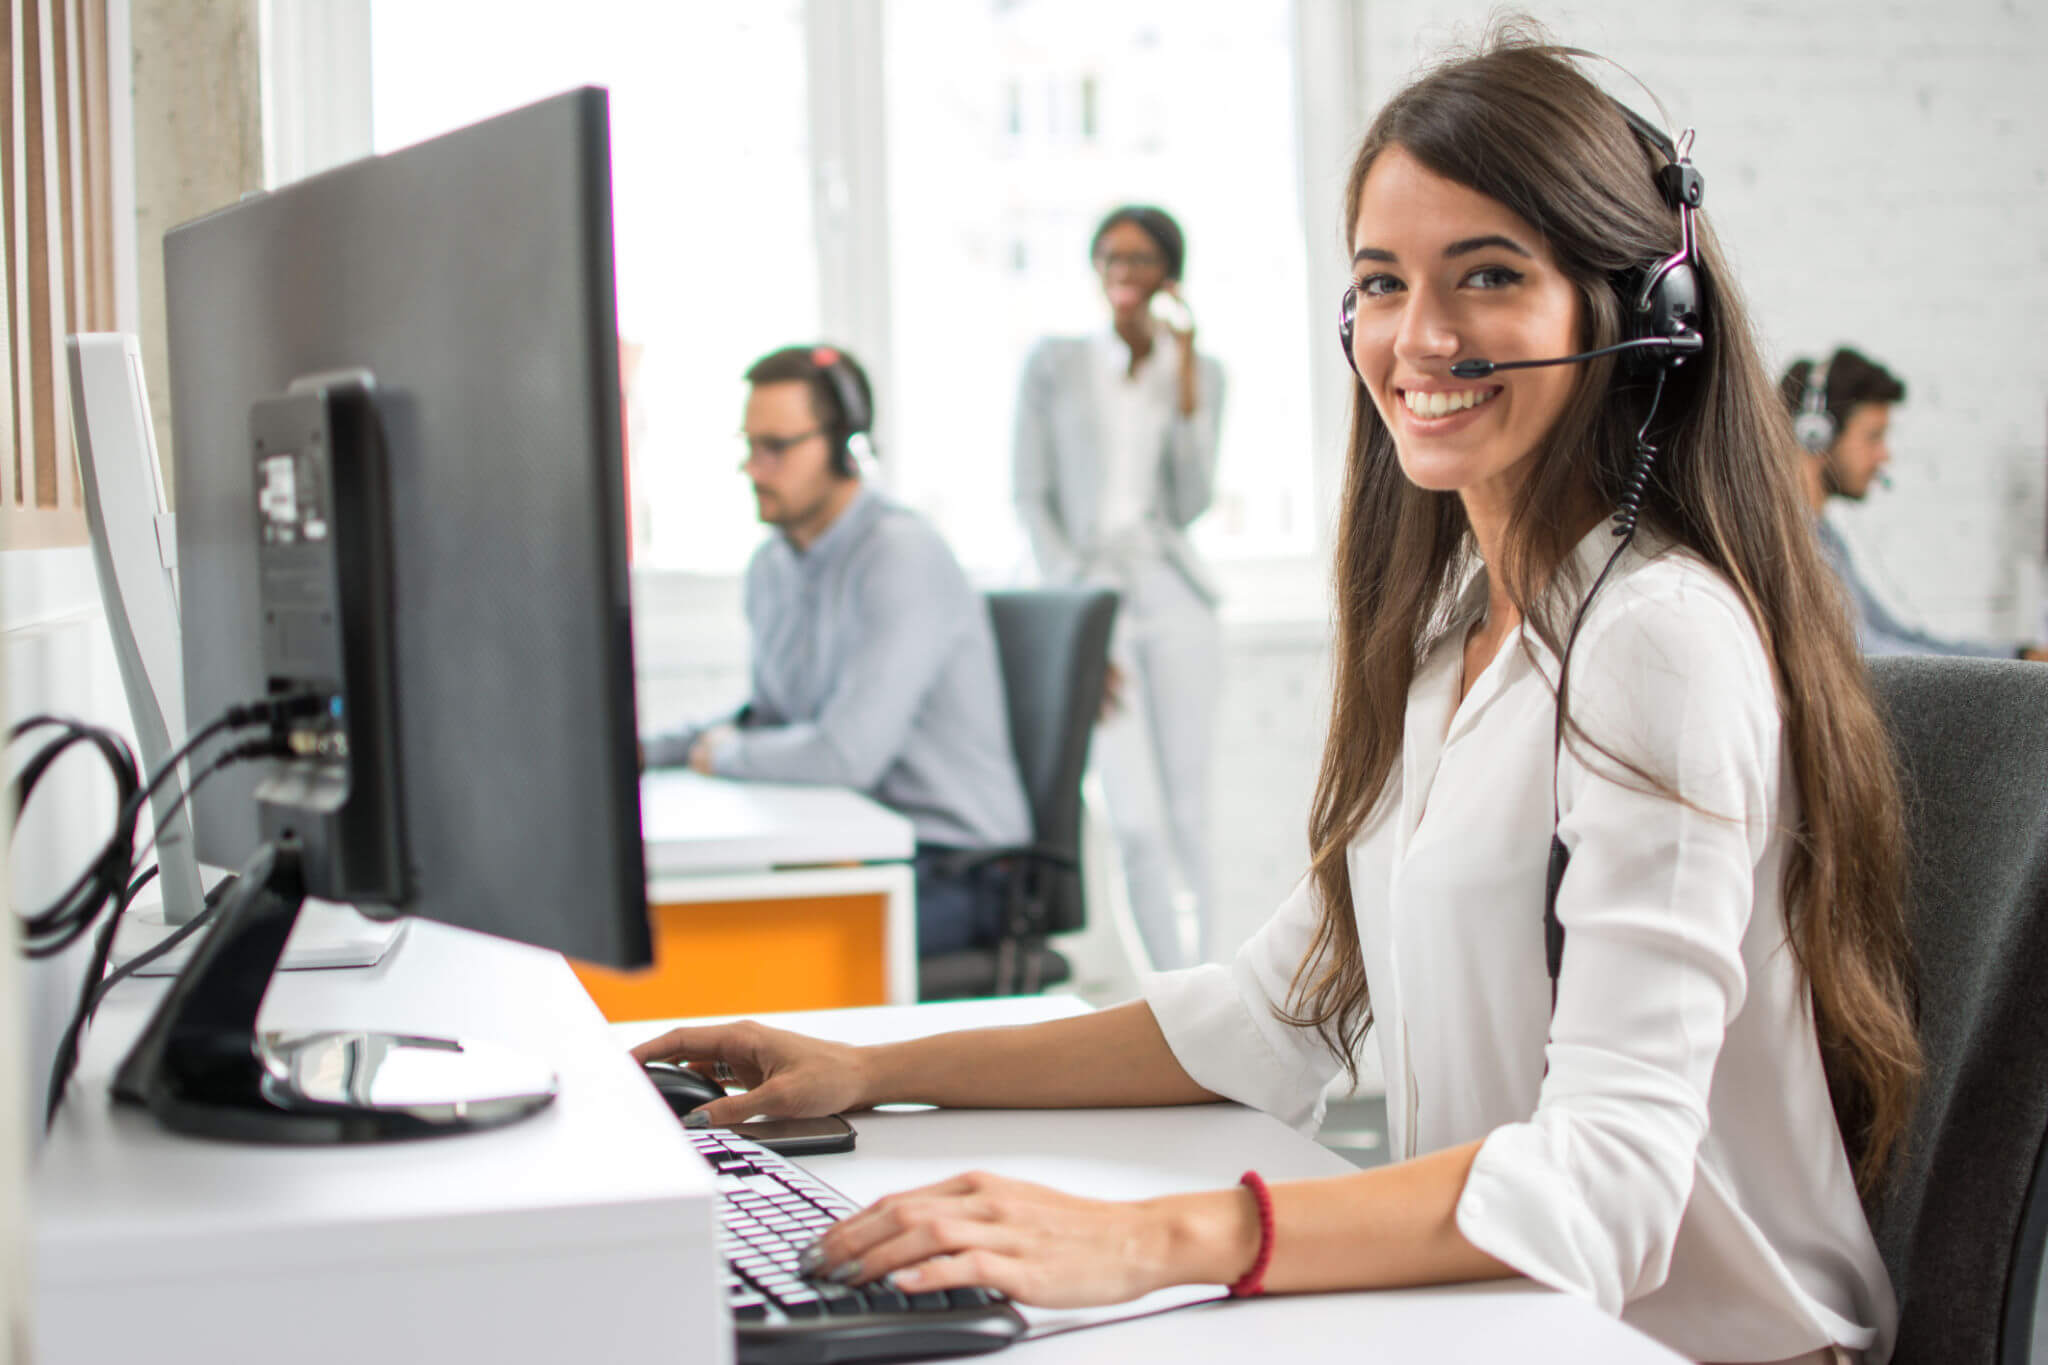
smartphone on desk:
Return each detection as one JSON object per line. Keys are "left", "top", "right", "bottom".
{"left": 727, "top": 1113, "right": 856, "bottom": 1156}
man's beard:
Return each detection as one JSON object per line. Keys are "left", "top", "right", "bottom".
{"left": 1822, "top": 456, "right": 1865, "bottom": 502}
{"left": 758, "top": 484, "right": 837, "bottom": 528}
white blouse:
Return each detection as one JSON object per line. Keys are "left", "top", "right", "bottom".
{"left": 1145, "top": 529, "right": 1895, "bottom": 1363}
{"left": 1088, "top": 326, "right": 1178, "bottom": 551}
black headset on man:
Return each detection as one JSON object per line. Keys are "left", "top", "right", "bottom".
{"left": 1336, "top": 93, "right": 1710, "bottom": 1013}
{"left": 806, "top": 345, "right": 876, "bottom": 478}
{"left": 1793, "top": 354, "right": 1839, "bottom": 454}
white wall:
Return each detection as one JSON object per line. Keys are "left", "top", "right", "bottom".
{"left": 1, "top": 553, "right": 134, "bottom": 1150}
{"left": 0, "top": 567, "right": 20, "bottom": 1365}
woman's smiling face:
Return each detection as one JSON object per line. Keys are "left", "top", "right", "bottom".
{"left": 1347, "top": 146, "right": 1585, "bottom": 513}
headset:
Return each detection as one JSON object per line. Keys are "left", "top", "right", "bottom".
{"left": 1335, "top": 95, "right": 1711, "bottom": 1014}
{"left": 1337, "top": 103, "right": 1704, "bottom": 385}
{"left": 808, "top": 346, "right": 875, "bottom": 478}
{"left": 1792, "top": 353, "right": 1838, "bottom": 454}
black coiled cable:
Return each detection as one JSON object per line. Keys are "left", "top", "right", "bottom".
{"left": 1541, "top": 365, "right": 1672, "bottom": 1013}
{"left": 8, "top": 715, "right": 145, "bottom": 959}
{"left": 9, "top": 695, "right": 320, "bottom": 1123}
{"left": 1608, "top": 365, "right": 1668, "bottom": 542}
{"left": 38, "top": 735, "right": 288, "bottom": 1126}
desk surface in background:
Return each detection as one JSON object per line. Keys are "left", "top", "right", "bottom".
{"left": 617, "top": 1000, "right": 1683, "bottom": 1364}
{"left": 641, "top": 770, "right": 915, "bottom": 876}
{"left": 626, "top": 772, "right": 920, "bottom": 1009}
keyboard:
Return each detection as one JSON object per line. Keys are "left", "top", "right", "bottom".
{"left": 690, "top": 1126, "right": 1027, "bottom": 1364}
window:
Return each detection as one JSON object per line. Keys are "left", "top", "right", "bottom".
{"left": 880, "top": 0, "right": 1316, "bottom": 577}
{"left": 370, "top": 0, "right": 818, "bottom": 573}
{"left": 353, "top": 1, "right": 1341, "bottom": 596}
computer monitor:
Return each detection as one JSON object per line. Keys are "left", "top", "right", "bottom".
{"left": 111, "top": 88, "right": 652, "bottom": 1143}
{"left": 67, "top": 333, "right": 207, "bottom": 930}
{"left": 69, "top": 333, "right": 407, "bottom": 975}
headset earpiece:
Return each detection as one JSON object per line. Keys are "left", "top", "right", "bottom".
{"left": 1617, "top": 254, "right": 1703, "bottom": 377}
{"left": 1616, "top": 109, "right": 1705, "bottom": 376}
{"left": 809, "top": 346, "right": 873, "bottom": 477}
{"left": 1338, "top": 285, "right": 1360, "bottom": 379}
{"left": 1793, "top": 355, "right": 1838, "bottom": 454}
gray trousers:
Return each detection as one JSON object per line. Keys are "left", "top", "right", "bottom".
{"left": 1088, "top": 557, "right": 1221, "bottom": 971}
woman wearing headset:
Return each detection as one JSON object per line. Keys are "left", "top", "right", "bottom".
{"left": 1010, "top": 204, "right": 1226, "bottom": 971}
{"left": 638, "top": 29, "right": 1917, "bottom": 1362}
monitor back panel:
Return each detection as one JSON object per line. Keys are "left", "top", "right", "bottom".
{"left": 164, "top": 89, "right": 650, "bottom": 967}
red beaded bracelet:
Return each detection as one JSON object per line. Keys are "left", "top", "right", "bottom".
{"left": 1228, "top": 1171, "right": 1274, "bottom": 1298}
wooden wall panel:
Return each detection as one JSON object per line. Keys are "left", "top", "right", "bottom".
{"left": 0, "top": 0, "right": 107, "bottom": 550}
{"left": 2, "top": 3, "right": 19, "bottom": 511}
{"left": 5, "top": 1, "right": 29, "bottom": 512}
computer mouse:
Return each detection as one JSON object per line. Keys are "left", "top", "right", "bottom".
{"left": 642, "top": 1061, "right": 725, "bottom": 1116}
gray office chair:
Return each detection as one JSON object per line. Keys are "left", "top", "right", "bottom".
{"left": 918, "top": 589, "right": 1118, "bottom": 1001}
{"left": 1863, "top": 656, "right": 2048, "bottom": 1365}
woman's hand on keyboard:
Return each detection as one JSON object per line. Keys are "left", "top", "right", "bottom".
{"left": 631, "top": 1020, "right": 870, "bottom": 1127}
{"left": 803, "top": 1169, "right": 1259, "bottom": 1309}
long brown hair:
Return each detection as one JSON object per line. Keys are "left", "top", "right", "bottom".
{"left": 1285, "top": 25, "right": 1920, "bottom": 1192}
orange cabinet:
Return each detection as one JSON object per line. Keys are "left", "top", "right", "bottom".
{"left": 572, "top": 891, "right": 893, "bottom": 1021}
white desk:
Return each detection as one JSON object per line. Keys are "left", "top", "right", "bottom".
{"left": 33, "top": 943, "right": 1680, "bottom": 1365}
{"left": 616, "top": 1000, "right": 1685, "bottom": 1364}
{"left": 638, "top": 770, "right": 918, "bottom": 1005}
{"left": 642, "top": 769, "right": 916, "bottom": 876}
{"left": 35, "top": 922, "right": 727, "bottom": 1365}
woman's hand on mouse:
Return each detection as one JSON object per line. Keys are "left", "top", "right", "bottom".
{"left": 630, "top": 1020, "right": 870, "bottom": 1127}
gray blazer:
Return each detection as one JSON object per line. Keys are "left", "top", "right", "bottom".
{"left": 1011, "top": 335, "right": 1225, "bottom": 606}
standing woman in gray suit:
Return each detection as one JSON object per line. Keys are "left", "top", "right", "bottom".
{"left": 1012, "top": 205, "right": 1226, "bottom": 970}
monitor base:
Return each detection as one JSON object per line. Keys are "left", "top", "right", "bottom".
{"left": 112, "top": 839, "right": 557, "bottom": 1143}
{"left": 113, "top": 894, "right": 406, "bottom": 976}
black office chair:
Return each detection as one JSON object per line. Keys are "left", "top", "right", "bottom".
{"left": 917, "top": 589, "right": 1118, "bottom": 1001}
{"left": 1863, "top": 656, "right": 2048, "bottom": 1365}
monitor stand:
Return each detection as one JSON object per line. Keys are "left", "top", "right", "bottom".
{"left": 111, "top": 888, "right": 406, "bottom": 977}
{"left": 112, "top": 839, "right": 558, "bottom": 1143}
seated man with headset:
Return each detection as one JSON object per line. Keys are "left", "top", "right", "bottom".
{"left": 1781, "top": 345, "right": 2048, "bottom": 660}
{"left": 641, "top": 345, "right": 1034, "bottom": 954}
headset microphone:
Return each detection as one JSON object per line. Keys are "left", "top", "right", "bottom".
{"left": 1449, "top": 332, "right": 1703, "bottom": 380}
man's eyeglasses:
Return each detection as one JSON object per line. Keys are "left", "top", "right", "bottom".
{"left": 741, "top": 428, "right": 825, "bottom": 460}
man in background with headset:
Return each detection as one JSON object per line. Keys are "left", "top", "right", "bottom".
{"left": 1781, "top": 345, "right": 2048, "bottom": 660}
{"left": 640, "top": 345, "right": 1033, "bottom": 954}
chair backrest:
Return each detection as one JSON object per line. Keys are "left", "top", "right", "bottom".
{"left": 983, "top": 588, "right": 1118, "bottom": 935}
{"left": 1864, "top": 656, "right": 2048, "bottom": 1365}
